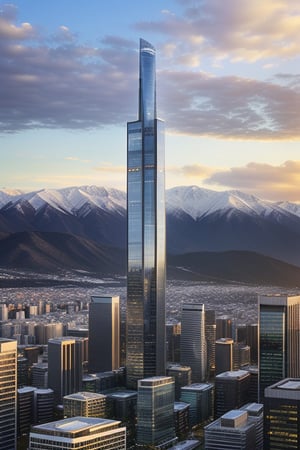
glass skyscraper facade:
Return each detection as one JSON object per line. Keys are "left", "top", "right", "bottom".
{"left": 180, "top": 303, "right": 207, "bottom": 382}
{"left": 126, "top": 39, "right": 166, "bottom": 388}
{"left": 258, "top": 295, "right": 300, "bottom": 400}
{"left": 136, "top": 377, "right": 176, "bottom": 447}
{"left": 0, "top": 338, "right": 17, "bottom": 450}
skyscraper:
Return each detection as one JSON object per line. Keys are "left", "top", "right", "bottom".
{"left": 264, "top": 378, "right": 300, "bottom": 449}
{"left": 88, "top": 295, "right": 120, "bottom": 373}
{"left": 48, "top": 337, "right": 83, "bottom": 404}
{"left": 181, "top": 303, "right": 207, "bottom": 382}
{"left": 258, "top": 294, "right": 300, "bottom": 400}
{"left": 0, "top": 338, "right": 17, "bottom": 450}
{"left": 215, "top": 338, "right": 233, "bottom": 375}
{"left": 126, "top": 38, "right": 166, "bottom": 388}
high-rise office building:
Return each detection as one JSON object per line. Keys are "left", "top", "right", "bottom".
{"left": 17, "top": 386, "right": 35, "bottom": 437}
{"left": 240, "top": 403, "right": 264, "bottom": 450}
{"left": 34, "top": 388, "right": 54, "bottom": 424}
{"left": 215, "top": 338, "right": 234, "bottom": 375}
{"left": 204, "top": 410, "right": 256, "bottom": 450}
{"left": 126, "top": 39, "right": 166, "bottom": 388}
{"left": 216, "top": 316, "right": 233, "bottom": 339}
{"left": 48, "top": 337, "right": 83, "bottom": 404}
{"left": 215, "top": 370, "right": 250, "bottom": 418}
{"left": 0, "top": 303, "right": 8, "bottom": 321}
{"left": 180, "top": 383, "right": 214, "bottom": 428}
{"left": 167, "top": 364, "right": 192, "bottom": 401}
{"left": 166, "top": 321, "right": 181, "bottom": 363}
{"left": 264, "top": 378, "right": 300, "bottom": 450}
{"left": 28, "top": 417, "right": 126, "bottom": 450}
{"left": 0, "top": 338, "right": 17, "bottom": 450}
{"left": 246, "top": 324, "right": 258, "bottom": 365}
{"left": 258, "top": 294, "right": 300, "bottom": 399}
{"left": 88, "top": 295, "right": 120, "bottom": 373}
{"left": 174, "top": 402, "right": 190, "bottom": 440}
{"left": 64, "top": 392, "right": 107, "bottom": 418}
{"left": 136, "top": 376, "right": 176, "bottom": 448}
{"left": 181, "top": 303, "right": 207, "bottom": 382}
{"left": 205, "top": 309, "right": 216, "bottom": 378}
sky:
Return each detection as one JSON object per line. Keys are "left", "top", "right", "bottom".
{"left": 0, "top": 0, "right": 299, "bottom": 201}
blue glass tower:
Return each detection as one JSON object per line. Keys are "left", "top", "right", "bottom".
{"left": 126, "top": 39, "right": 166, "bottom": 388}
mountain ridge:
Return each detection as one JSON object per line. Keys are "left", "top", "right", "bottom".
{"left": 1, "top": 185, "right": 300, "bottom": 267}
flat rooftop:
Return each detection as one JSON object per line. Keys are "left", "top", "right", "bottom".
{"left": 32, "top": 416, "right": 119, "bottom": 436}
{"left": 64, "top": 392, "right": 106, "bottom": 401}
{"left": 265, "top": 378, "right": 300, "bottom": 400}
{"left": 216, "top": 370, "right": 249, "bottom": 379}
{"left": 181, "top": 383, "right": 213, "bottom": 392}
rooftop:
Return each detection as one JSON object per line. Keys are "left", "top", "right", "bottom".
{"left": 32, "top": 416, "right": 120, "bottom": 435}
{"left": 64, "top": 392, "right": 106, "bottom": 401}
{"left": 216, "top": 370, "right": 249, "bottom": 380}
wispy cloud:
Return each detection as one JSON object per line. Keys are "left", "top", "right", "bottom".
{"left": 65, "top": 156, "right": 91, "bottom": 163}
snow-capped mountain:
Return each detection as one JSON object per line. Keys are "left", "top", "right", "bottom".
{"left": 3, "top": 186, "right": 126, "bottom": 215}
{"left": 166, "top": 185, "right": 300, "bottom": 220}
{"left": 1, "top": 185, "right": 300, "bottom": 266}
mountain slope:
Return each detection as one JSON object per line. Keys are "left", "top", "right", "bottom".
{"left": 168, "top": 250, "right": 300, "bottom": 286}
{"left": 0, "top": 231, "right": 125, "bottom": 274}
{"left": 1, "top": 231, "right": 300, "bottom": 287}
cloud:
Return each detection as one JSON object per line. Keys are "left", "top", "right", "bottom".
{"left": 168, "top": 163, "right": 215, "bottom": 178}
{"left": 93, "top": 164, "right": 125, "bottom": 174}
{"left": 0, "top": 7, "right": 138, "bottom": 132}
{"left": 0, "top": 4, "right": 299, "bottom": 141}
{"left": 138, "top": 0, "right": 300, "bottom": 63}
{"left": 159, "top": 71, "right": 300, "bottom": 140}
{"left": 205, "top": 160, "right": 300, "bottom": 201}
{"left": 65, "top": 156, "right": 91, "bottom": 163}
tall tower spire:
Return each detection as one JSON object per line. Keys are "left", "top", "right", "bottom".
{"left": 126, "top": 39, "right": 166, "bottom": 389}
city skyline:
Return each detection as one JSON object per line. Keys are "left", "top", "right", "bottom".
{"left": 0, "top": 0, "right": 299, "bottom": 202}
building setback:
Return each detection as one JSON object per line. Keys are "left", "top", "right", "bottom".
{"left": 126, "top": 38, "right": 166, "bottom": 388}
